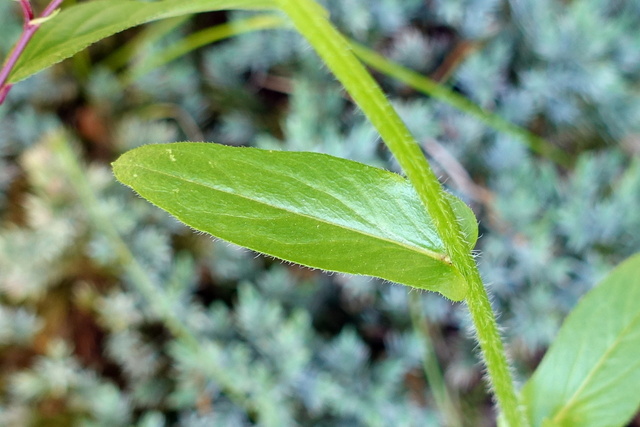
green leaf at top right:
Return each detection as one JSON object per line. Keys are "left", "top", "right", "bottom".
{"left": 522, "top": 252, "right": 640, "bottom": 427}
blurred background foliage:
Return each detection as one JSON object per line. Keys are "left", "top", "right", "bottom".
{"left": 1, "top": 0, "right": 639, "bottom": 425}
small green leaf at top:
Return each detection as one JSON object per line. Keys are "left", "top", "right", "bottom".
{"left": 8, "top": 0, "right": 275, "bottom": 84}
{"left": 522, "top": 252, "right": 640, "bottom": 427}
{"left": 112, "top": 142, "right": 477, "bottom": 301}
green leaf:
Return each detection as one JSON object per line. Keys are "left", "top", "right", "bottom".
{"left": 522, "top": 252, "right": 640, "bottom": 427}
{"left": 448, "top": 191, "right": 478, "bottom": 252}
{"left": 8, "top": 0, "right": 275, "bottom": 84}
{"left": 113, "top": 143, "right": 477, "bottom": 301}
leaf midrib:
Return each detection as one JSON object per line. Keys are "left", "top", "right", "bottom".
{"left": 551, "top": 307, "right": 640, "bottom": 423}
{"left": 232, "top": 155, "right": 435, "bottom": 250}
{"left": 125, "top": 163, "right": 450, "bottom": 264}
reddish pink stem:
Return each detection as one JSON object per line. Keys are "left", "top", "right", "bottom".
{"left": 19, "top": 0, "right": 35, "bottom": 22}
{"left": 0, "top": 0, "right": 63, "bottom": 105}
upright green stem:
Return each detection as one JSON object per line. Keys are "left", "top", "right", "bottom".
{"left": 276, "top": 0, "right": 526, "bottom": 425}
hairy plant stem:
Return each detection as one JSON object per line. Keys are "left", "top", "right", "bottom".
{"left": 276, "top": 0, "right": 526, "bottom": 424}
{"left": 0, "top": 0, "right": 63, "bottom": 105}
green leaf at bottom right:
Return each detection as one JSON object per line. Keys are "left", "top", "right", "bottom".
{"left": 522, "top": 252, "right": 640, "bottom": 427}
